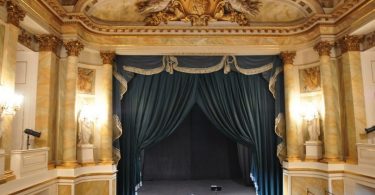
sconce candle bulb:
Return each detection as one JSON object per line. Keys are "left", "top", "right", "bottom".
{"left": 0, "top": 85, "right": 24, "bottom": 115}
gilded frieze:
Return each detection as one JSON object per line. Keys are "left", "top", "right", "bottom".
{"left": 137, "top": 0, "right": 261, "bottom": 26}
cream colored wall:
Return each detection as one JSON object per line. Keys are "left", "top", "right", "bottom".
{"left": 12, "top": 44, "right": 39, "bottom": 150}
{"left": 360, "top": 49, "right": 375, "bottom": 143}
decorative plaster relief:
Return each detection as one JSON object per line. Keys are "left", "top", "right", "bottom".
{"left": 299, "top": 66, "right": 321, "bottom": 93}
{"left": 77, "top": 67, "right": 96, "bottom": 94}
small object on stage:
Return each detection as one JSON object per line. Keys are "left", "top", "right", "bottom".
{"left": 210, "top": 185, "right": 222, "bottom": 191}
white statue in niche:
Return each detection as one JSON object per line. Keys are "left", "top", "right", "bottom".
{"left": 78, "top": 117, "right": 95, "bottom": 146}
{"left": 306, "top": 112, "right": 320, "bottom": 142}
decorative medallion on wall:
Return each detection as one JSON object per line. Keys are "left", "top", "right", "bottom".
{"left": 299, "top": 66, "right": 321, "bottom": 93}
{"left": 78, "top": 67, "right": 96, "bottom": 94}
{"left": 137, "top": 0, "right": 261, "bottom": 26}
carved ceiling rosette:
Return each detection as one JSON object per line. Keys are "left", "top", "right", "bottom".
{"left": 136, "top": 0, "right": 261, "bottom": 26}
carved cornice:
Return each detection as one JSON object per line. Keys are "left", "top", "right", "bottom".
{"left": 314, "top": 41, "right": 333, "bottom": 56}
{"left": 338, "top": 35, "right": 361, "bottom": 53}
{"left": 280, "top": 51, "right": 296, "bottom": 65}
{"left": 100, "top": 52, "right": 115, "bottom": 64}
{"left": 37, "top": 35, "right": 62, "bottom": 52}
{"left": 64, "top": 40, "right": 84, "bottom": 56}
{"left": 6, "top": 1, "right": 26, "bottom": 27}
{"left": 18, "top": 29, "right": 33, "bottom": 49}
{"left": 35, "top": 0, "right": 369, "bottom": 36}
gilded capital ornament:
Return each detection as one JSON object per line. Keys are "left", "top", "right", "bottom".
{"left": 37, "top": 35, "right": 62, "bottom": 52}
{"left": 280, "top": 51, "right": 296, "bottom": 65}
{"left": 339, "top": 35, "right": 361, "bottom": 53}
{"left": 0, "top": 0, "right": 5, "bottom": 6}
{"left": 314, "top": 41, "right": 333, "bottom": 56}
{"left": 6, "top": 1, "right": 26, "bottom": 27}
{"left": 64, "top": 40, "right": 84, "bottom": 56}
{"left": 100, "top": 51, "right": 115, "bottom": 64}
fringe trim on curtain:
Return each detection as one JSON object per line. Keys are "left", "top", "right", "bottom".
{"left": 122, "top": 56, "right": 274, "bottom": 75}
{"left": 275, "top": 113, "right": 286, "bottom": 164}
{"left": 112, "top": 114, "right": 123, "bottom": 165}
{"left": 113, "top": 65, "right": 128, "bottom": 99}
{"left": 269, "top": 66, "right": 283, "bottom": 98}
{"left": 250, "top": 173, "right": 259, "bottom": 195}
{"left": 170, "top": 56, "right": 228, "bottom": 74}
{"left": 227, "top": 55, "right": 273, "bottom": 75}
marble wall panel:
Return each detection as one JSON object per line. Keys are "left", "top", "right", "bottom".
{"left": 75, "top": 180, "right": 109, "bottom": 195}
{"left": 291, "top": 176, "right": 328, "bottom": 195}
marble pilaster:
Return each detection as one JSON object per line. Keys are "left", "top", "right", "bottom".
{"left": 0, "top": 1, "right": 25, "bottom": 176}
{"left": 314, "top": 41, "right": 341, "bottom": 162}
{"left": 61, "top": 40, "right": 84, "bottom": 167}
{"left": 35, "top": 35, "right": 61, "bottom": 164}
{"left": 280, "top": 51, "right": 301, "bottom": 162}
{"left": 339, "top": 35, "right": 367, "bottom": 164}
{"left": 99, "top": 51, "right": 115, "bottom": 164}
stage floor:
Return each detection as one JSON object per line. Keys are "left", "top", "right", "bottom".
{"left": 138, "top": 179, "right": 256, "bottom": 195}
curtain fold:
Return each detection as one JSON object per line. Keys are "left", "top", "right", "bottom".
{"left": 118, "top": 72, "right": 198, "bottom": 195}
{"left": 197, "top": 72, "right": 282, "bottom": 195}
{"left": 113, "top": 55, "right": 285, "bottom": 195}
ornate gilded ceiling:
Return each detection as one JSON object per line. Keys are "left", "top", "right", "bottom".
{"left": 33, "top": 0, "right": 372, "bottom": 38}
{"left": 78, "top": 0, "right": 323, "bottom": 26}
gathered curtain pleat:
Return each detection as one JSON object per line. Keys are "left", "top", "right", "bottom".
{"left": 118, "top": 72, "right": 198, "bottom": 195}
{"left": 117, "top": 69, "right": 282, "bottom": 195}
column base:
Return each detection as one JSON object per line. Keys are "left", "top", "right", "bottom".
{"left": 286, "top": 156, "right": 302, "bottom": 162}
{"left": 320, "top": 157, "right": 344, "bottom": 164}
{"left": 4, "top": 170, "right": 15, "bottom": 182}
{"left": 345, "top": 157, "right": 358, "bottom": 164}
{"left": 99, "top": 160, "right": 113, "bottom": 165}
{"left": 59, "top": 161, "right": 80, "bottom": 168}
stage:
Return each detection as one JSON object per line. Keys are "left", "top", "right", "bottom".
{"left": 138, "top": 179, "right": 256, "bottom": 195}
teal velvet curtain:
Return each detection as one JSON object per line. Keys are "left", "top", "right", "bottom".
{"left": 197, "top": 72, "right": 281, "bottom": 194}
{"left": 114, "top": 55, "right": 284, "bottom": 195}
{"left": 118, "top": 72, "right": 198, "bottom": 195}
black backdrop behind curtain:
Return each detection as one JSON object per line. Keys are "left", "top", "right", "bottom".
{"left": 113, "top": 55, "right": 285, "bottom": 195}
{"left": 143, "top": 105, "right": 241, "bottom": 181}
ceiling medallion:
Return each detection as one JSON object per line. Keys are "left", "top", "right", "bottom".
{"left": 137, "top": 0, "right": 261, "bottom": 26}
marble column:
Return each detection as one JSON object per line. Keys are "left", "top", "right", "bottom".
{"left": 61, "top": 40, "right": 84, "bottom": 167}
{"left": 99, "top": 52, "right": 115, "bottom": 164}
{"left": 35, "top": 35, "right": 61, "bottom": 165}
{"left": 280, "top": 51, "right": 301, "bottom": 162}
{"left": 0, "top": 1, "right": 25, "bottom": 176}
{"left": 314, "top": 41, "right": 341, "bottom": 162}
{"left": 339, "top": 35, "right": 366, "bottom": 164}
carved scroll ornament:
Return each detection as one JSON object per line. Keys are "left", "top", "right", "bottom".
{"left": 137, "top": 0, "right": 261, "bottom": 26}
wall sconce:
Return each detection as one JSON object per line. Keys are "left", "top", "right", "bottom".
{"left": 0, "top": 85, "right": 23, "bottom": 116}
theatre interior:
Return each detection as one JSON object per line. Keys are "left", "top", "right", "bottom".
{"left": 0, "top": 0, "right": 374, "bottom": 194}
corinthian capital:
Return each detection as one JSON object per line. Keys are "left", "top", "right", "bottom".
{"left": 37, "top": 35, "right": 62, "bottom": 52}
{"left": 280, "top": 51, "right": 296, "bottom": 65}
{"left": 314, "top": 41, "right": 333, "bottom": 56}
{"left": 64, "top": 40, "right": 84, "bottom": 56}
{"left": 339, "top": 35, "right": 361, "bottom": 53}
{"left": 100, "top": 51, "right": 115, "bottom": 64}
{"left": 0, "top": 0, "right": 5, "bottom": 6}
{"left": 6, "top": 1, "right": 26, "bottom": 27}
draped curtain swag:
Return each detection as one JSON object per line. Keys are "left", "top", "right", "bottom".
{"left": 112, "top": 55, "right": 285, "bottom": 195}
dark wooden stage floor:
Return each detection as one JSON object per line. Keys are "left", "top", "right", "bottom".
{"left": 137, "top": 179, "right": 256, "bottom": 195}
